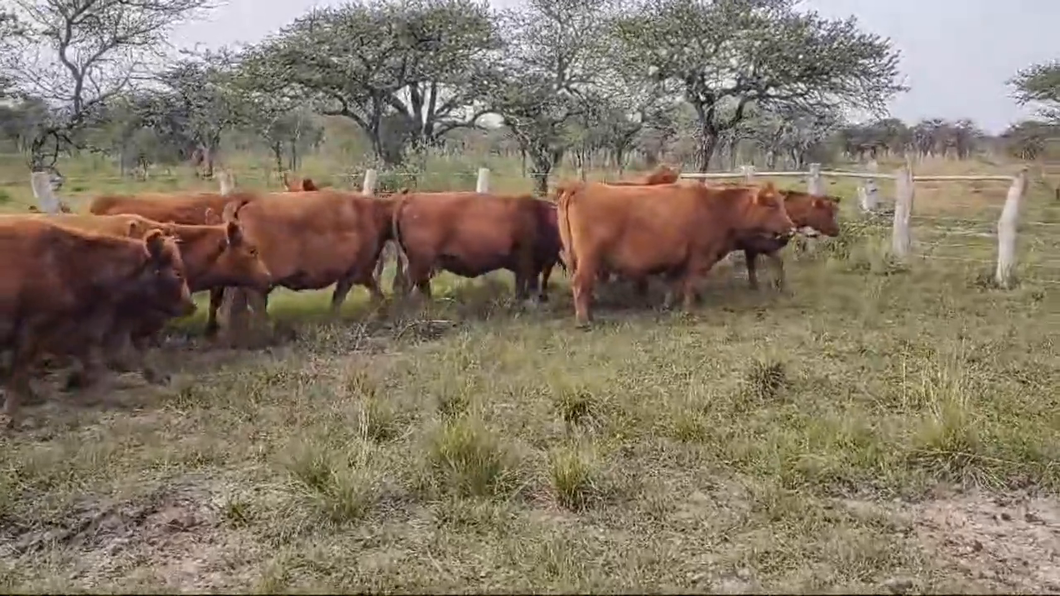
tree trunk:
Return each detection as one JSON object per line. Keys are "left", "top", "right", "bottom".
{"left": 696, "top": 132, "right": 721, "bottom": 173}
{"left": 272, "top": 142, "right": 283, "bottom": 175}
{"left": 530, "top": 152, "right": 553, "bottom": 197}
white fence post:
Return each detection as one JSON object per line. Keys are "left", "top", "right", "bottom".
{"left": 807, "top": 163, "right": 824, "bottom": 195}
{"left": 858, "top": 159, "right": 880, "bottom": 213}
{"left": 476, "top": 167, "right": 490, "bottom": 193}
{"left": 362, "top": 169, "right": 378, "bottom": 196}
{"left": 891, "top": 166, "right": 914, "bottom": 261}
{"left": 217, "top": 170, "right": 235, "bottom": 196}
{"left": 30, "top": 171, "right": 62, "bottom": 214}
{"left": 740, "top": 164, "right": 755, "bottom": 182}
{"left": 995, "top": 168, "right": 1028, "bottom": 289}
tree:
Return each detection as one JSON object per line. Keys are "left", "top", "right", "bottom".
{"left": 1001, "top": 119, "right": 1059, "bottom": 161}
{"left": 1009, "top": 60, "right": 1060, "bottom": 124}
{"left": 483, "top": 0, "right": 614, "bottom": 195}
{"left": 0, "top": 10, "right": 26, "bottom": 97}
{"left": 7, "top": 0, "right": 213, "bottom": 171}
{"left": 153, "top": 49, "right": 249, "bottom": 177}
{"left": 613, "top": 0, "right": 904, "bottom": 172}
{"left": 746, "top": 103, "right": 840, "bottom": 168}
{"left": 243, "top": 0, "right": 501, "bottom": 165}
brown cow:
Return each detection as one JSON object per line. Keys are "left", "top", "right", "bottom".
{"left": 89, "top": 190, "right": 264, "bottom": 336}
{"left": 282, "top": 172, "right": 321, "bottom": 192}
{"left": 390, "top": 192, "right": 561, "bottom": 303}
{"left": 736, "top": 189, "right": 840, "bottom": 291}
{"left": 0, "top": 220, "right": 194, "bottom": 427}
{"left": 599, "top": 164, "right": 682, "bottom": 187}
{"left": 226, "top": 190, "right": 397, "bottom": 336}
{"left": 556, "top": 181, "right": 796, "bottom": 326}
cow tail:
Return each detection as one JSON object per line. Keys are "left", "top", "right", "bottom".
{"left": 389, "top": 192, "right": 411, "bottom": 289}
{"left": 557, "top": 184, "right": 578, "bottom": 274}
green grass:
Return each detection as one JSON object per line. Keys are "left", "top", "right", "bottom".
{"left": 1, "top": 149, "right": 1059, "bottom": 592}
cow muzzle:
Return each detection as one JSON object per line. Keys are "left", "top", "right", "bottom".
{"left": 798, "top": 226, "right": 821, "bottom": 238}
{"left": 773, "top": 227, "right": 797, "bottom": 241}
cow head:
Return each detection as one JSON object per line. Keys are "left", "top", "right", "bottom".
{"left": 644, "top": 164, "right": 681, "bottom": 185}
{"left": 140, "top": 230, "right": 196, "bottom": 318}
{"left": 748, "top": 182, "right": 797, "bottom": 240}
{"left": 782, "top": 191, "right": 841, "bottom": 238}
{"left": 202, "top": 201, "right": 272, "bottom": 290}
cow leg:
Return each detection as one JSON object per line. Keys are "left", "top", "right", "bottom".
{"left": 515, "top": 243, "right": 538, "bottom": 305}
{"left": 331, "top": 278, "right": 355, "bottom": 317}
{"left": 106, "top": 327, "right": 169, "bottom": 385}
{"left": 538, "top": 264, "right": 555, "bottom": 302}
{"left": 632, "top": 277, "right": 650, "bottom": 303}
{"left": 404, "top": 259, "right": 434, "bottom": 301}
{"left": 766, "top": 251, "right": 787, "bottom": 292}
{"left": 745, "top": 250, "right": 760, "bottom": 290}
{"left": 3, "top": 330, "right": 40, "bottom": 428}
{"left": 571, "top": 257, "right": 600, "bottom": 327}
{"left": 205, "top": 287, "right": 225, "bottom": 337}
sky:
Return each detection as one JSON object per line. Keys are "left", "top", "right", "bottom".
{"left": 170, "top": 0, "right": 1060, "bottom": 134}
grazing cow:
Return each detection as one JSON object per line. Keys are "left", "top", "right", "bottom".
{"left": 282, "top": 172, "right": 321, "bottom": 192}
{"left": 738, "top": 190, "right": 841, "bottom": 291}
{"left": 227, "top": 190, "right": 397, "bottom": 335}
{"left": 88, "top": 190, "right": 264, "bottom": 336}
{"left": 390, "top": 192, "right": 561, "bottom": 303}
{"left": 0, "top": 220, "right": 194, "bottom": 427}
{"left": 556, "top": 181, "right": 796, "bottom": 326}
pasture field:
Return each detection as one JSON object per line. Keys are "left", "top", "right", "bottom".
{"left": 1, "top": 152, "right": 1059, "bottom": 593}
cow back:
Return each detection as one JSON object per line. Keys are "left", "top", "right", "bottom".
{"left": 90, "top": 191, "right": 260, "bottom": 225}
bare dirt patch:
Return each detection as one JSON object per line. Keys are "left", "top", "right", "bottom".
{"left": 910, "top": 490, "right": 1060, "bottom": 593}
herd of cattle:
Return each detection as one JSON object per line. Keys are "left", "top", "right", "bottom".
{"left": 0, "top": 164, "right": 842, "bottom": 428}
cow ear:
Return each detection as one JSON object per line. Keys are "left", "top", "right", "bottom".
{"left": 221, "top": 199, "right": 242, "bottom": 222}
{"left": 126, "top": 221, "right": 142, "bottom": 237}
{"left": 812, "top": 198, "right": 824, "bottom": 209}
{"left": 203, "top": 207, "right": 221, "bottom": 225}
{"left": 225, "top": 220, "right": 243, "bottom": 246}
{"left": 144, "top": 229, "right": 166, "bottom": 260}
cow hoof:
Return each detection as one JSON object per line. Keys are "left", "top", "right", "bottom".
{"left": 0, "top": 414, "right": 14, "bottom": 430}
{"left": 203, "top": 323, "right": 220, "bottom": 338}
{"left": 142, "top": 369, "right": 171, "bottom": 385}
{"left": 64, "top": 371, "right": 90, "bottom": 392}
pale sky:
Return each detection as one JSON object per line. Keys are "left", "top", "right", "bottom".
{"left": 171, "top": 0, "right": 1060, "bottom": 134}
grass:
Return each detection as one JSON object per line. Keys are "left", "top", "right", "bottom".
{"left": 1, "top": 148, "right": 1060, "bottom": 592}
